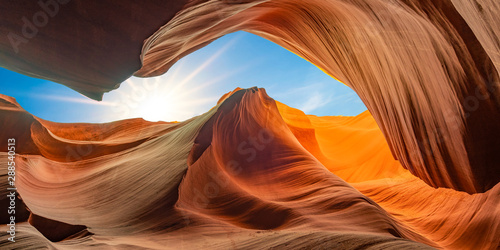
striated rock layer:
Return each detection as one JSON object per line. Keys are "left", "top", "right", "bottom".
{"left": 0, "top": 0, "right": 499, "bottom": 194}
{"left": 0, "top": 89, "right": 499, "bottom": 249}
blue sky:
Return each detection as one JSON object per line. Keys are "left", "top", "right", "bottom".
{"left": 0, "top": 31, "right": 366, "bottom": 123}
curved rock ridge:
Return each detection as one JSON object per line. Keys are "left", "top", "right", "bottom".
{"left": 0, "top": 0, "right": 498, "bottom": 194}
{"left": 1, "top": 89, "right": 498, "bottom": 249}
{"left": 138, "top": 0, "right": 500, "bottom": 194}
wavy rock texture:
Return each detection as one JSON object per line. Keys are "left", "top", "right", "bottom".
{"left": 0, "top": 0, "right": 499, "bottom": 194}
{"left": 0, "top": 0, "right": 499, "bottom": 249}
{"left": 1, "top": 89, "right": 499, "bottom": 249}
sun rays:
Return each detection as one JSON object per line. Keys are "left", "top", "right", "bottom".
{"left": 29, "top": 94, "right": 116, "bottom": 106}
{"left": 101, "top": 35, "right": 243, "bottom": 122}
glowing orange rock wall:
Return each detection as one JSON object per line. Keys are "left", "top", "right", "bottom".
{"left": 277, "top": 97, "right": 500, "bottom": 249}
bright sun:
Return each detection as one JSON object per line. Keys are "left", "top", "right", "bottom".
{"left": 103, "top": 75, "right": 217, "bottom": 122}
{"left": 102, "top": 36, "right": 241, "bottom": 122}
{"left": 137, "top": 94, "right": 174, "bottom": 122}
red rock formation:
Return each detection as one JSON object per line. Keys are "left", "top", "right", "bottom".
{"left": 0, "top": 0, "right": 498, "bottom": 193}
{"left": 0, "top": 89, "right": 498, "bottom": 249}
{"left": 0, "top": 1, "right": 499, "bottom": 248}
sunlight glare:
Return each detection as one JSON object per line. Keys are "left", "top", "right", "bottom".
{"left": 100, "top": 35, "right": 246, "bottom": 122}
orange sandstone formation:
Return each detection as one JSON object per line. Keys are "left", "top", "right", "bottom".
{"left": 0, "top": 89, "right": 499, "bottom": 249}
{"left": 0, "top": 0, "right": 499, "bottom": 249}
{"left": 0, "top": 0, "right": 498, "bottom": 194}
